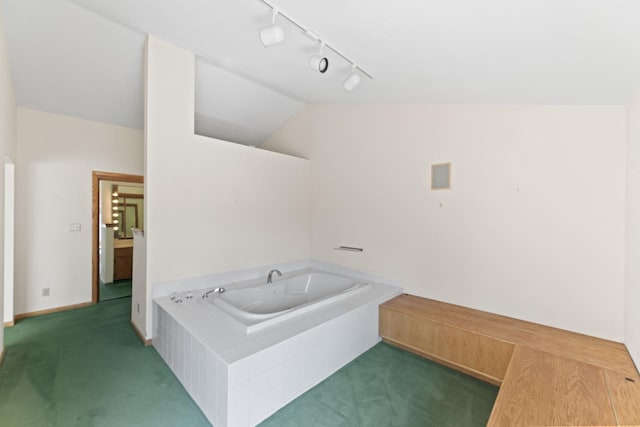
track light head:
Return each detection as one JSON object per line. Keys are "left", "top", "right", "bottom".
{"left": 309, "top": 41, "right": 329, "bottom": 73}
{"left": 258, "top": 1, "right": 371, "bottom": 88}
{"left": 344, "top": 66, "right": 361, "bottom": 91}
{"left": 309, "top": 56, "right": 329, "bottom": 73}
{"left": 260, "top": 25, "right": 284, "bottom": 47}
{"left": 260, "top": 9, "right": 284, "bottom": 47}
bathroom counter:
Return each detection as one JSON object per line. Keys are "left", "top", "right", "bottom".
{"left": 113, "top": 239, "right": 134, "bottom": 248}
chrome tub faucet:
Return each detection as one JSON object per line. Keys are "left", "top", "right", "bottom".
{"left": 202, "top": 287, "right": 225, "bottom": 299}
{"left": 267, "top": 269, "right": 282, "bottom": 284}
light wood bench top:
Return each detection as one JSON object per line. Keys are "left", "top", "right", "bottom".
{"left": 382, "top": 294, "right": 637, "bottom": 378}
{"left": 605, "top": 368, "right": 640, "bottom": 426}
{"left": 487, "top": 346, "right": 638, "bottom": 426}
{"left": 380, "top": 295, "right": 640, "bottom": 426}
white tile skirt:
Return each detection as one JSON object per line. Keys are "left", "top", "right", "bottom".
{"left": 153, "top": 294, "right": 393, "bottom": 427}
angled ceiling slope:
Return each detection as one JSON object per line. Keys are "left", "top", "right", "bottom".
{"left": 1, "top": 0, "right": 305, "bottom": 146}
{"left": 4, "top": 0, "right": 640, "bottom": 147}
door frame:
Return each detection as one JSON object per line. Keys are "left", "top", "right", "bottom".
{"left": 92, "top": 171, "right": 144, "bottom": 304}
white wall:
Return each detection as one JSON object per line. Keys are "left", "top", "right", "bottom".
{"left": 131, "top": 228, "right": 145, "bottom": 333}
{"left": 626, "top": 89, "right": 640, "bottom": 366}
{"left": 147, "top": 133, "right": 309, "bottom": 284}
{"left": 99, "top": 225, "right": 114, "bottom": 284}
{"left": 0, "top": 11, "right": 17, "bottom": 354}
{"left": 265, "top": 104, "right": 627, "bottom": 341}
{"left": 143, "top": 35, "right": 309, "bottom": 338}
{"left": 15, "top": 109, "right": 143, "bottom": 314}
{"left": 99, "top": 180, "right": 113, "bottom": 283}
{"left": 4, "top": 161, "right": 14, "bottom": 323}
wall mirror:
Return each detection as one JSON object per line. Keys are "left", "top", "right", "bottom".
{"left": 112, "top": 184, "right": 144, "bottom": 239}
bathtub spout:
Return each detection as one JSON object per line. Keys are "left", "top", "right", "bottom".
{"left": 267, "top": 269, "right": 282, "bottom": 284}
{"left": 202, "top": 287, "right": 225, "bottom": 299}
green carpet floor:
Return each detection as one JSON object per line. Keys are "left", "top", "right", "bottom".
{"left": 260, "top": 343, "right": 498, "bottom": 427}
{"left": 0, "top": 298, "right": 498, "bottom": 427}
{"left": 0, "top": 297, "right": 209, "bottom": 427}
{"left": 98, "top": 279, "right": 132, "bottom": 302}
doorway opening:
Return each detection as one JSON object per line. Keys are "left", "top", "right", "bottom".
{"left": 92, "top": 171, "right": 144, "bottom": 304}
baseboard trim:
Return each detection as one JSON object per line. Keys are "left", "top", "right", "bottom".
{"left": 130, "top": 320, "right": 152, "bottom": 346}
{"left": 15, "top": 302, "right": 92, "bottom": 320}
{"left": 3, "top": 320, "right": 14, "bottom": 327}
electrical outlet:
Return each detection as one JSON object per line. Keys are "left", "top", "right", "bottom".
{"left": 42, "top": 288, "right": 50, "bottom": 297}
{"left": 70, "top": 223, "right": 81, "bottom": 232}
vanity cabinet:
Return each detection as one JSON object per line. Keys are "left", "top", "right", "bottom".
{"left": 114, "top": 247, "right": 133, "bottom": 280}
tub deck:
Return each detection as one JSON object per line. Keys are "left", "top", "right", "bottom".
{"left": 379, "top": 294, "right": 640, "bottom": 426}
{"left": 154, "top": 275, "right": 403, "bottom": 427}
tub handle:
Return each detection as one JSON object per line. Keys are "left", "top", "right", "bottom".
{"left": 203, "top": 287, "right": 226, "bottom": 299}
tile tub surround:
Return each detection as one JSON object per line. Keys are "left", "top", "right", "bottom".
{"left": 153, "top": 274, "right": 402, "bottom": 427}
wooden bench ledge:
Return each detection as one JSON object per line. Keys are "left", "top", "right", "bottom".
{"left": 381, "top": 294, "right": 636, "bottom": 377}
{"left": 380, "top": 294, "right": 640, "bottom": 426}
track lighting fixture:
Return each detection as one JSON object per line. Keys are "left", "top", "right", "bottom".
{"left": 258, "top": 0, "right": 372, "bottom": 89}
{"left": 309, "top": 42, "right": 329, "bottom": 74}
{"left": 343, "top": 65, "right": 361, "bottom": 92}
{"left": 259, "top": 9, "right": 284, "bottom": 47}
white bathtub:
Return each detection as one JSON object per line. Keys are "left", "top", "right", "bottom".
{"left": 154, "top": 264, "right": 403, "bottom": 426}
{"left": 204, "top": 271, "right": 371, "bottom": 333}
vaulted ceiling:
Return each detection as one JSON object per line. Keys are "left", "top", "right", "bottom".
{"left": 3, "top": 0, "right": 640, "bottom": 146}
